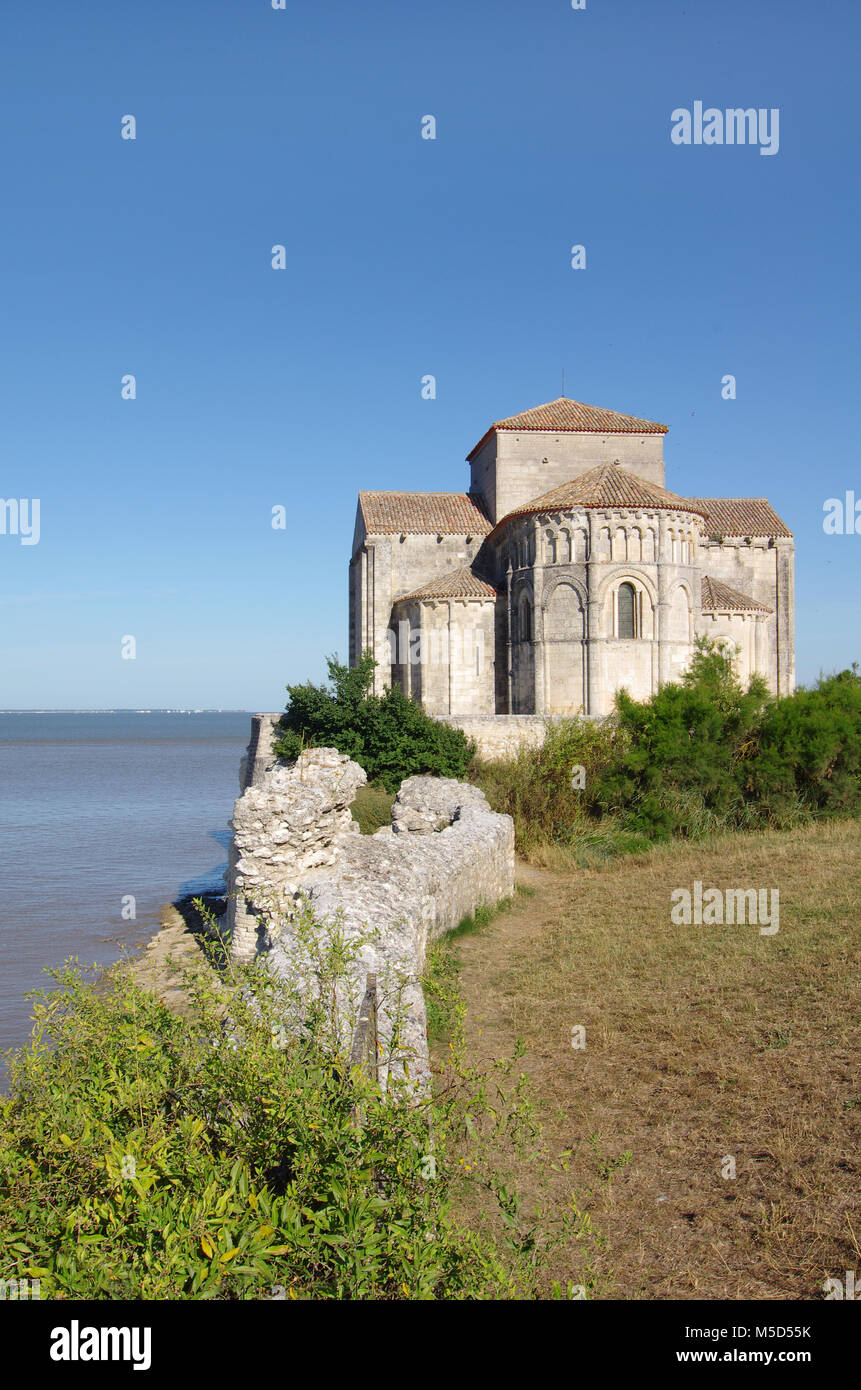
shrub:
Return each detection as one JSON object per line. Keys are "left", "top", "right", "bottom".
{"left": 349, "top": 783, "right": 395, "bottom": 835}
{"left": 473, "top": 641, "right": 861, "bottom": 854}
{"left": 0, "top": 909, "right": 578, "bottom": 1300}
{"left": 596, "top": 638, "right": 771, "bottom": 840}
{"left": 273, "top": 652, "right": 475, "bottom": 793}
{"left": 744, "top": 667, "right": 861, "bottom": 822}
{"left": 469, "top": 717, "right": 641, "bottom": 864}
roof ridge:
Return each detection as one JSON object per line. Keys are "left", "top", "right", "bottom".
{"left": 468, "top": 397, "right": 668, "bottom": 460}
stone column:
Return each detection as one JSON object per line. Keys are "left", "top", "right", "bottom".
{"left": 656, "top": 515, "right": 671, "bottom": 689}
{"left": 532, "top": 520, "right": 547, "bottom": 715}
{"left": 754, "top": 613, "right": 765, "bottom": 677}
{"left": 774, "top": 539, "right": 795, "bottom": 696}
{"left": 505, "top": 559, "right": 514, "bottom": 714}
{"left": 586, "top": 514, "right": 601, "bottom": 716}
{"left": 447, "top": 600, "right": 454, "bottom": 714}
{"left": 371, "top": 540, "right": 393, "bottom": 696}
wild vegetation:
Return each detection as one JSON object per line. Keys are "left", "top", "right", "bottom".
{"left": 470, "top": 641, "right": 861, "bottom": 863}
{"left": 0, "top": 909, "right": 580, "bottom": 1301}
{"left": 276, "top": 639, "right": 861, "bottom": 862}
{"left": 273, "top": 651, "right": 475, "bottom": 793}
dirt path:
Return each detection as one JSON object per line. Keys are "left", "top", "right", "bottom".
{"left": 454, "top": 861, "right": 568, "bottom": 1070}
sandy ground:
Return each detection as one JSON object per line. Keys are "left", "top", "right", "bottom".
{"left": 127, "top": 896, "right": 223, "bottom": 1015}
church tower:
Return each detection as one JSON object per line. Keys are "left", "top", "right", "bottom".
{"left": 467, "top": 397, "right": 669, "bottom": 525}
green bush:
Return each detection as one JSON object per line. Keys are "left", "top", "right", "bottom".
{"left": 744, "top": 667, "right": 861, "bottom": 822}
{"left": 349, "top": 783, "right": 396, "bottom": 835}
{"left": 273, "top": 652, "right": 476, "bottom": 793}
{"left": 597, "top": 637, "right": 770, "bottom": 840}
{"left": 596, "top": 644, "right": 861, "bottom": 840}
{"left": 472, "top": 640, "right": 861, "bottom": 852}
{"left": 0, "top": 908, "right": 577, "bottom": 1300}
{"left": 470, "top": 716, "right": 632, "bottom": 861}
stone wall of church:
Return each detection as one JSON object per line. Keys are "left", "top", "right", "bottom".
{"left": 498, "top": 507, "right": 704, "bottom": 715}
{"left": 698, "top": 537, "right": 794, "bottom": 693}
{"left": 437, "top": 714, "right": 550, "bottom": 759}
{"left": 351, "top": 531, "right": 486, "bottom": 694}
{"left": 391, "top": 597, "right": 496, "bottom": 716}
{"left": 541, "top": 574, "right": 588, "bottom": 713}
{"left": 351, "top": 503, "right": 793, "bottom": 718}
{"left": 470, "top": 430, "right": 666, "bottom": 524}
{"left": 697, "top": 610, "right": 772, "bottom": 688}
{"left": 698, "top": 537, "right": 777, "bottom": 609}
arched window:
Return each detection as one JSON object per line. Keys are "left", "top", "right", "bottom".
{"left": 618, "top": 582, "right": 637, "bottom": 639}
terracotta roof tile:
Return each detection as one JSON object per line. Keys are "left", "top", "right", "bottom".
{"left": 689, "top": 498, "right": 792, "bottom": 539}
{"left": 493, "top": 461, "right": 708, "bottom": 531}
{"left": 468, "top": 397, "right": 667, "bottom": 459}
{"left": 358, "top": 491, "right": 491, "bottom": 536}
{"left": 394, "top": 567, "right": 498, "bottom": 603}
{"left": 701, "top": 576, "right": 773, "bottom": 613}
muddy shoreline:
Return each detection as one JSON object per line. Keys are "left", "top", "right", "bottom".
{"left": 126, "top": 892, "right": 225, "bottom": 1013}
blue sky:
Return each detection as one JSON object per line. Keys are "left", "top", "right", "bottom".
{"left": 0, "top": 0, "right": 857, "bottom": 709}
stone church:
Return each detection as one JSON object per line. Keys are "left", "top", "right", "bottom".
{"left": 349, "top": 397, "right": 794, "bottom": 722}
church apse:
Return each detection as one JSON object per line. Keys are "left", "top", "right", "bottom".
{"left": 350, "top": 396, "right": 794, "bottom": 733}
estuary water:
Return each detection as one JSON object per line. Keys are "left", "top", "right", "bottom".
{"left": 0, "top": 711, "right": 251, "bottom": 1080}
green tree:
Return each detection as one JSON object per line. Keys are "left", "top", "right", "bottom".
{"left": 273, "top": 652, "right": 475, "bottom": 792}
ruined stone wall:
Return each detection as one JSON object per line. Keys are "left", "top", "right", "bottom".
{"left": 238, "top": 713, "right": 283, "bottom": 791}
{"left": 225, "top": 744, "right": 366, "bottom": 962}
{"left": 436, "top": 713, "right": 551, "bottom": 760}
{"left": 222, "top": 721, "right": 514, "bottom": 1089}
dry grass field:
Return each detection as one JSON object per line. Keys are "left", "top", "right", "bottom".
{"left": 434, "top": 818, "right": 861, "bottom": 1300}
